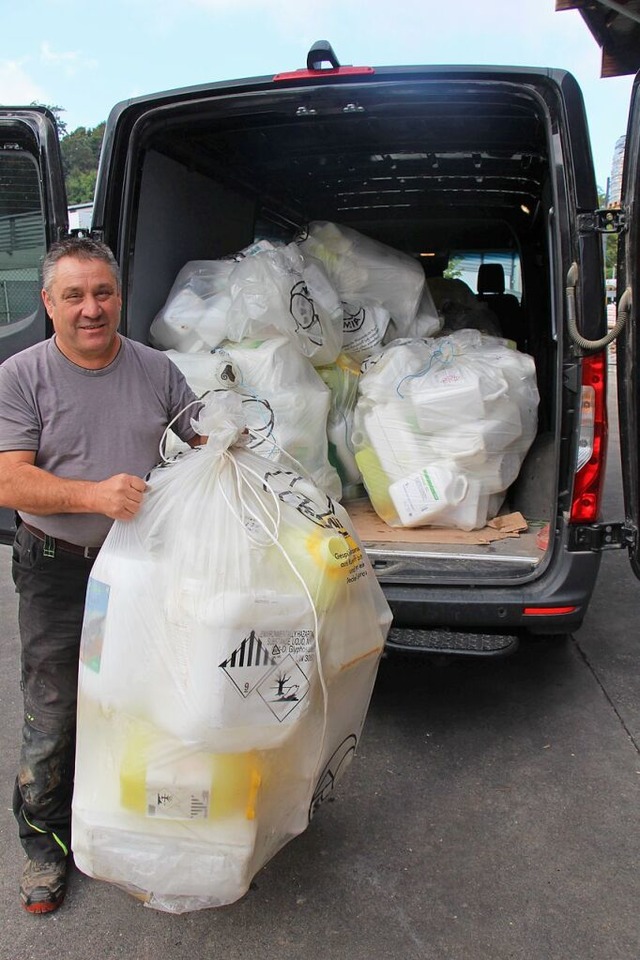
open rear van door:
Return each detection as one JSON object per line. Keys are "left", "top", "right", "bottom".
{"left": 0, "top": 106, "right": 68, "bottom": 541}
{"left": 0, "top": 107, "right": 67, "bottom": 360}
{"left": 616, "top": 71, "right": 640, "bottom": 577}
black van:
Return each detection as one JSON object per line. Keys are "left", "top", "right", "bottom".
{"left": 1, "top": 42, "right": 638, "bottom": 655}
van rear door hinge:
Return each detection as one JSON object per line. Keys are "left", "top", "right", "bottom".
{"left": 568, "top": 521, "right": 637, "bottom": 552}
{"left": 577, "top": 208, "right": 626, "bottom": 235}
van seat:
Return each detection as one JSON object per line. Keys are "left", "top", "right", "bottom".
{"left": 476, "top": 263, "right": 522, "bottom": 344}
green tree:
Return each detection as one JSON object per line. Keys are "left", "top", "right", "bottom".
{"left": 65, "top": 169, "right": 98, "bottom": 205}
{"left": 444, "top": 257, "right": 463, "bottom": 279}
{"left": 27, "top": 104, "right": 105, "bottom": 203}
{"left": 60, "top": 122, "right": 105, "bottom": 204}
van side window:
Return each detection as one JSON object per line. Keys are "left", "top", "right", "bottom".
{"left": 0, "top": 151, "right": 45, "bottom": 326}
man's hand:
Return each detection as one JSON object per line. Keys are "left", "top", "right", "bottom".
{"left": 89, "top": 474, "right": 149, "bottom": 520}
{"left": 0, "top": 451, "right": 149, "bottom": 520}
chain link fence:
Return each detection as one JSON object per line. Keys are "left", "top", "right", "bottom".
{"left": 0, "top": 274, "right": 40, "bottom": 325}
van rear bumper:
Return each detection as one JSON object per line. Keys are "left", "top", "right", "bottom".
{"left": 380, "top": 548, "right": 602, "bottom": 637}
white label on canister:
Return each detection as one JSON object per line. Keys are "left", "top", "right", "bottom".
{"left": 146, "top": 786, "right": 210, "bottom": 820}
{"left": 389, "top": 465, "right": 467, "bottom": 525}
{"left": 391, "top": 469, "right": 444, "bottom": 523}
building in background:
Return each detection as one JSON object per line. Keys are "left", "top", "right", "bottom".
{"left": 68, "top": 202, "right": 93, "bottom": 232}
{"left": 606, "top": 135, "right": 626, "bottom": 208}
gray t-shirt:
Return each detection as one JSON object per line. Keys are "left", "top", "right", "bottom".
{"left": 0, "top": 335, "right": 200, "bottom": 546}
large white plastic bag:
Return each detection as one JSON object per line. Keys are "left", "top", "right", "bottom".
{"left": 225, "top": 241, "right": 344, "bottom": 365}
{"left": 149, "top": 260, "right": 234, "bottom": 352}
{"left": 392, "top": 282, "right": 442, "bottom": 341}
{"left": 164, "top": 338, "right": 342, "bottom": 500}
{"left": 352, "top": 330, "right": 539, "bottom": 530}
{"left": 297, "top": 221, "right": 425, "bottom": 331}
{"left": 72, "top": 392, "right": 391, "bottom": 912}
{"left": 149, "top": 242, "right": 344, "bottom": 365}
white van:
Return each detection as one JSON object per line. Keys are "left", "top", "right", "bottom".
{"left": 1, "top": 41, "right": 639, "bottom": 655}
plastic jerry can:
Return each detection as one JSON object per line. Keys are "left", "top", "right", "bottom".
{"left": 389, "top": 464, "right": 468, "bottom": 526}
{"left": 120, "top": 722, "right": 262, "bottom": 822}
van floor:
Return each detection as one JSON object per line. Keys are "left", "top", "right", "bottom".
{"left": 345, "top": 497, "right": 546, "bottom": 566}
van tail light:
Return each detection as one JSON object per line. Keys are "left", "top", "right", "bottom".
{"left": 273, "top": 66, "right": 375, "bottom": 82}
{"left": 570, "top": 351, "right": 608, "bottom": 524}
{"left": 523, "top": 606, "right": 578, "bottom": 616}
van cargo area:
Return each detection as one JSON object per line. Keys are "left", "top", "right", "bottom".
{"left": 116, "top": 72, "right": 574, "bottom": 603}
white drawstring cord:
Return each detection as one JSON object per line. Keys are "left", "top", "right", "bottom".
{"left": 217, "top": 450, "right": 282, "bottom": 547}
{"left": 159, "top": 395, "right": 210, "bottom": 463}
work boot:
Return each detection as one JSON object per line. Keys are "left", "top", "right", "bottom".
{"left": 19, "top": 858, "right": 67, "bottom": 914}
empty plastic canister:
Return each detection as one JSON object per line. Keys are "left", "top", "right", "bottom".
{"left": 389, "top": 464, "right": 468, "bottom": 526}
{"left": 120, "top": 721, "right": 262, "bottom": 822}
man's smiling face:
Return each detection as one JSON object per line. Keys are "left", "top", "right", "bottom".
{"left": 42, "top": 255, "right": 122, "bottom": 368}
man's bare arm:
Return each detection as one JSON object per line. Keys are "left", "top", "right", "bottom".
{"left": 0, "top": 450, "right": 148, "bottom": 521}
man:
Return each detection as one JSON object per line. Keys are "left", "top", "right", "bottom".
{"left": 0, "top": 237, "right": 203, "bottom": 914}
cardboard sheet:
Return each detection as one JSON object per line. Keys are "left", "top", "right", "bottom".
{"left": 345, "top": 498, "right": 529, "bottom": 545}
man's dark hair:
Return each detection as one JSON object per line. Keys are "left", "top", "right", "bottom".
{"left": 42, "top": 237, "right": 121, "bottom": 294}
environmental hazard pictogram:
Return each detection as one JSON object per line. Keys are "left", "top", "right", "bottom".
{"left": 257, "top": 655, "right": 309, "bottom": 722}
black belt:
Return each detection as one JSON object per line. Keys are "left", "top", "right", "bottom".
{"left": 21, "top": 522, "right": 101, "bottom": 560}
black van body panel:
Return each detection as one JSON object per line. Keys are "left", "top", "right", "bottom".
{"left": 0, "top": 108, "right": 65, "bottom": 355}
{"left": 0, "top": 107, "right": 67, "bottom": 541}
{"left": 617, "top": 72, "right": 640, "bottom": 576}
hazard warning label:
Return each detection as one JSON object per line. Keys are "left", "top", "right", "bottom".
{"left": 257, "top": 655, "right": 310, "bottom": 722}
{"left": 219, "top": 629, "right": 278, "bottom": 698}
{"left": 219, "top": 629, "right": 314, "bottom": 720}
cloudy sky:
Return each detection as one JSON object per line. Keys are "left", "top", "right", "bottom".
{"left": 2, "top": 0, "right": 636, "bottom": 189}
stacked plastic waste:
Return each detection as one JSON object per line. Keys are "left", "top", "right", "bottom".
{"left": 352, "top": 330, "right": 539, "bottom": 530}
{"left": 165, "top": 338, "right": 342, "bottom": 500}
{"left": 150, "top": 240, "right": 343, "bottom": 366}
{"left": 150, "top": 226, "right": 441, "bottom": 372}
{"left": 297, "top": 221, "right": 441, "bottom": 355}
{"left": 148, "top": 223, "right": 539, "bottom": 529}
{"left": 72, "top": 392, "right": 392, "bottom": 913}
{"left": 149, "top": 225, "right": 444, "bottom": 503}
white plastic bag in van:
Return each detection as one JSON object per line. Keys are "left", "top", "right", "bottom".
{"left": 397, "top": 282, "right": 443, "bottom": 340}
{"left": 149, "top": 260, "right": 234, "bottom": 352}
{"left": 225, "top": 242, "right": 344, "bottom": 365}
{"left": 297, "top": 221, "right": 425, "bottom": 331}
{"left": 352, "top": 330, "right": 539, "bottom": 530}
{"left": 149, "top": 242, "right": 344, "bottom": 365}
{"left": 72, "top": 392, "right": 391, "bottom": 913}
{"left": 165, "top": 338, "right": 342, "bottom": 500}
{"left": 341, "top": 299, "right": 391, "bottom": 362}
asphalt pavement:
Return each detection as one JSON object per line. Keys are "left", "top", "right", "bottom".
{"left": 1, "top": 362, "right": 639, "bottom": 960}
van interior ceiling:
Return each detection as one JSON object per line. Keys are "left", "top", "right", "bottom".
{"left": 125, "top": 78, "right": 560, "bottom": 572}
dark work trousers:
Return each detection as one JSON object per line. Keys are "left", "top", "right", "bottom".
{"left": 11, "top": 524, "right": 94, "bottom": 863}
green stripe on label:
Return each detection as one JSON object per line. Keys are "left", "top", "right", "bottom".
{"left": 421, "top": 469, "right": 440, "bottom": 501}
